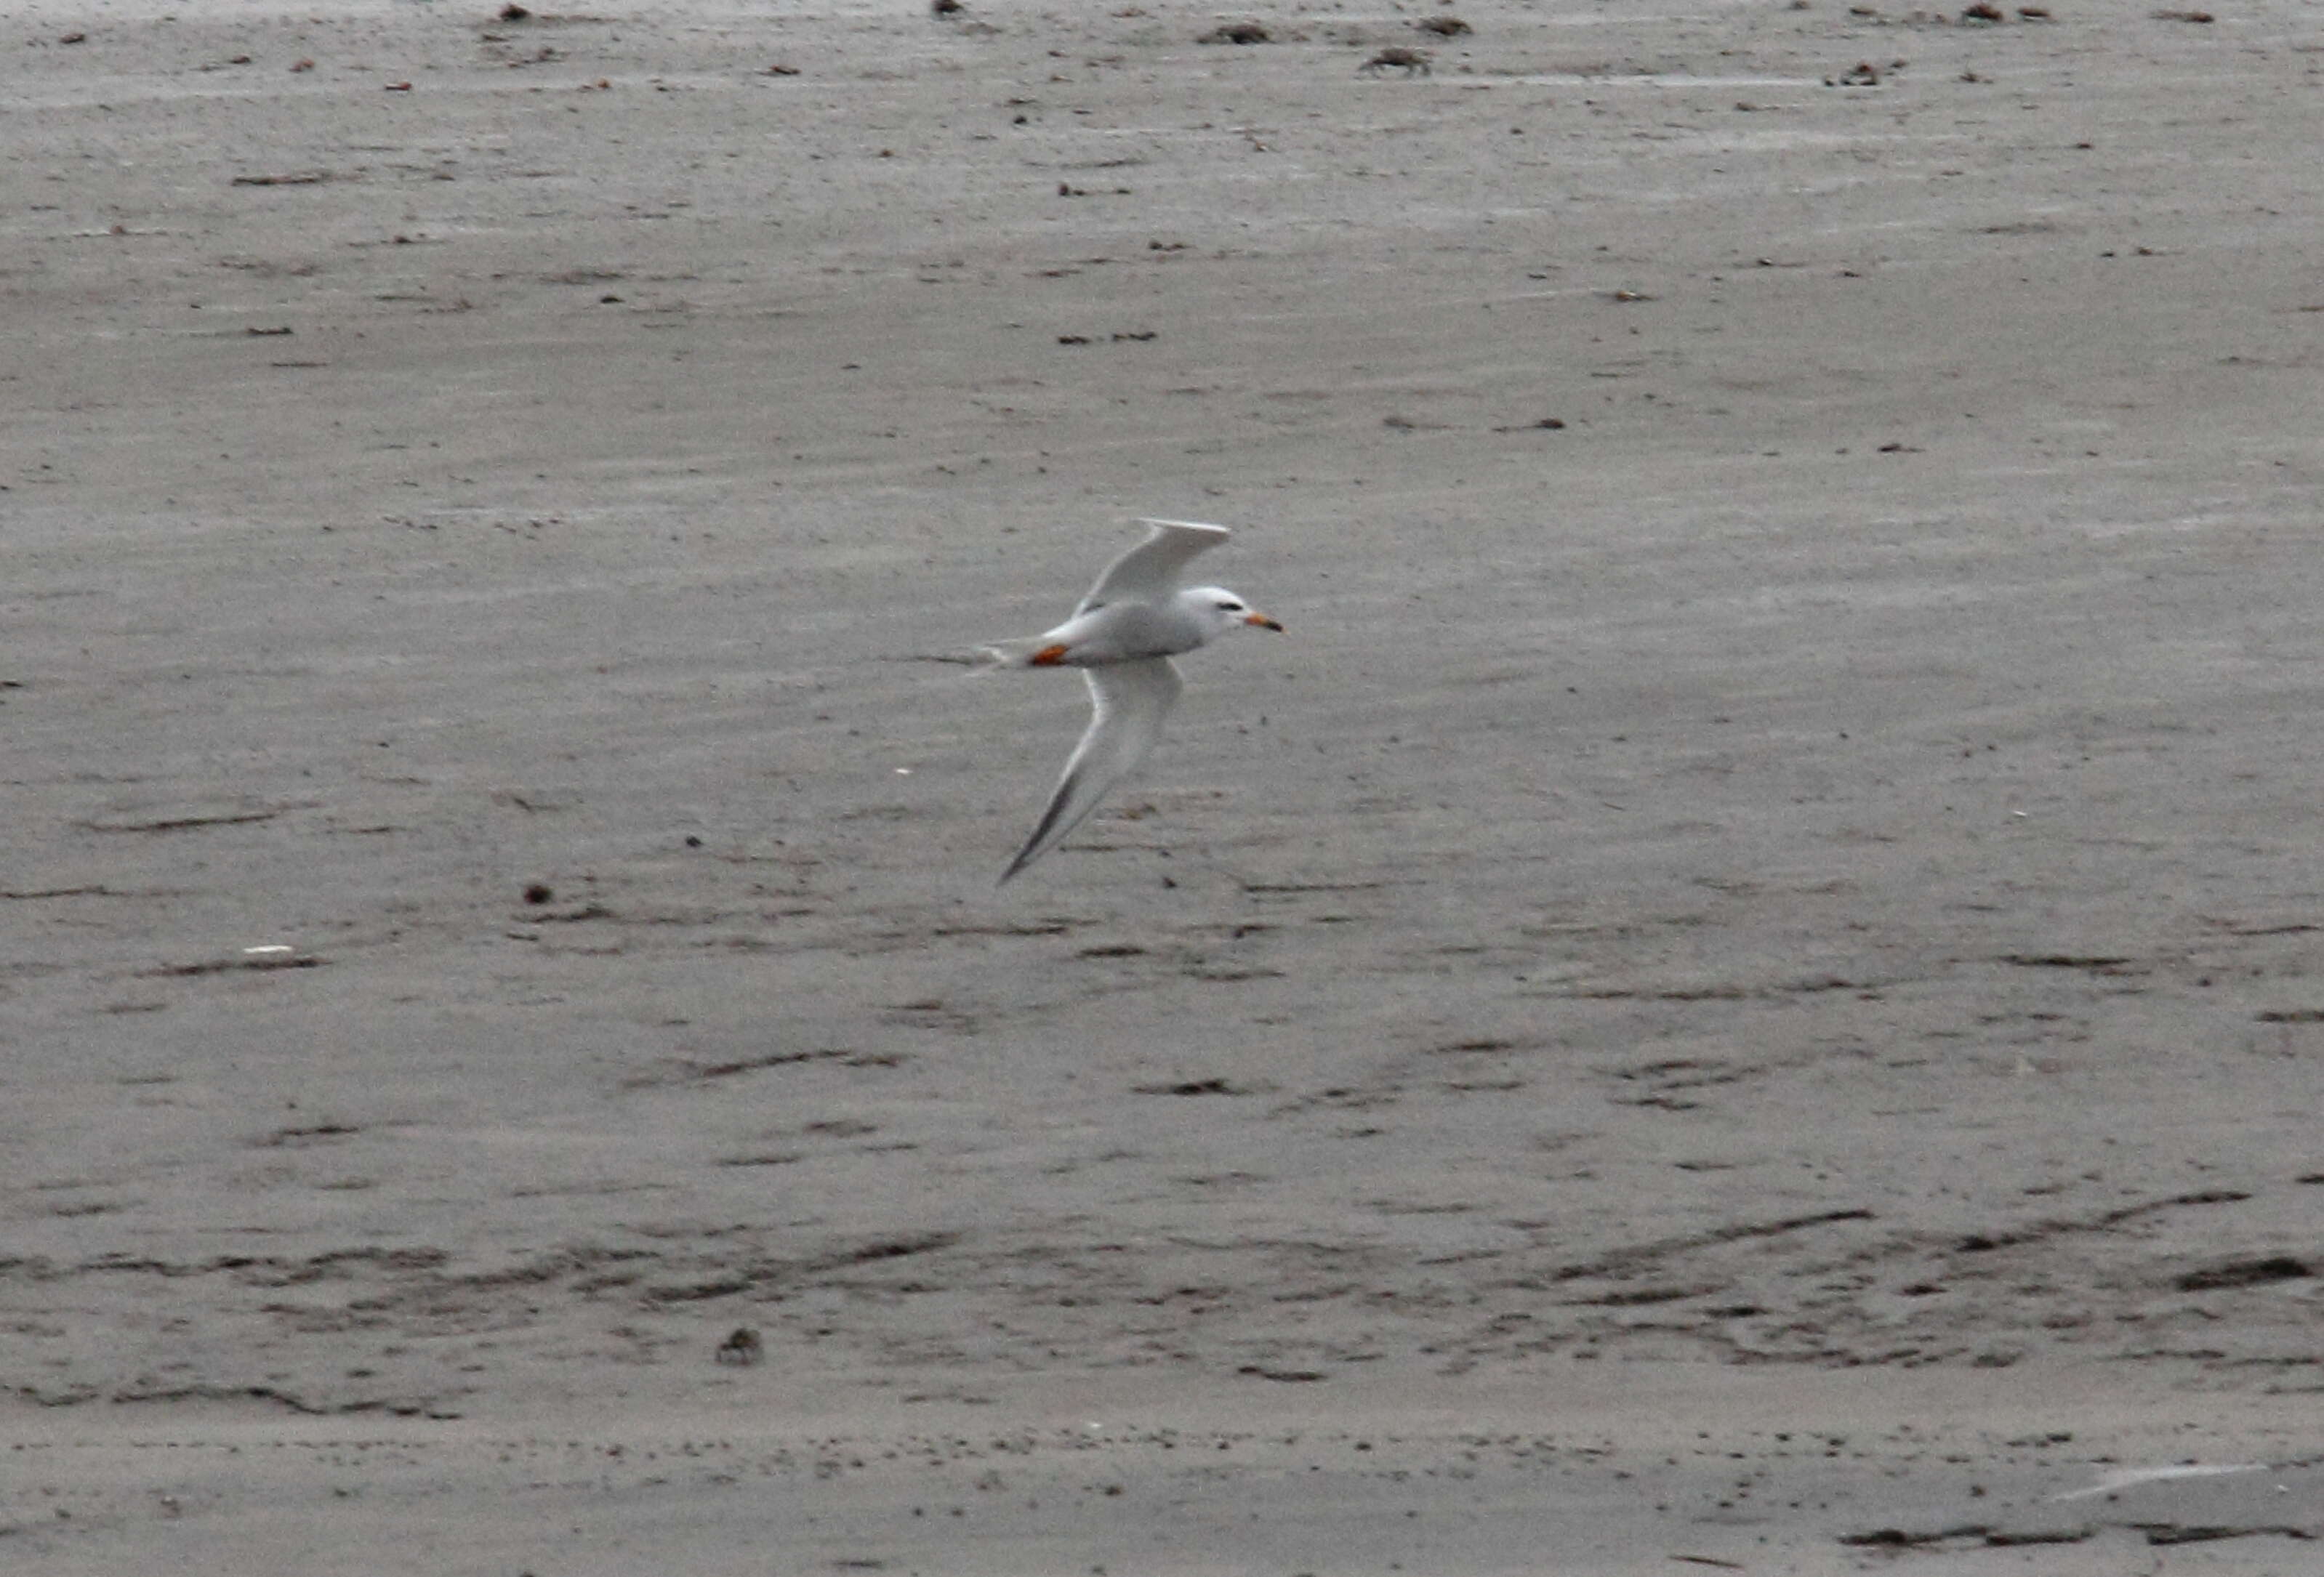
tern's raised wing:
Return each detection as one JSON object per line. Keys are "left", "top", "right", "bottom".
{"left": 1074, "top": 520, "right": 1231, "bottom": 617}
{"left": 999, "top": 657, "right": 1183, "bottom": 883}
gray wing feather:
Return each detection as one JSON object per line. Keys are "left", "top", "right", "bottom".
{"left": 1075, "top": 520, "right": 1231, "bottom": 616}
{"left": 999, "top": 658, "right": 1183, "bottom": 883}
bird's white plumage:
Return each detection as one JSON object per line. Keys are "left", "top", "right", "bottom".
{"left": 999, "top": 659, "right": 1181, "bottom": 883}
{"left": 1076, "top": 520, "right": 1230, "bottom": 616}
{"left": 986, "top": 518, "right": 1277, "bottom": 883}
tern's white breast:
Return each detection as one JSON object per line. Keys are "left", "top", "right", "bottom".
{"left": 1052, "top": 600, "right": 1208, "bottom": 663}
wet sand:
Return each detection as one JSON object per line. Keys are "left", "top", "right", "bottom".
{"left": 5, "top": 1, "right": 2323, "bottom": 1570}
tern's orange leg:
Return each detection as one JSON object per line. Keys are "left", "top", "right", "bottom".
{"left": 1027, "top": 643, "right": 1072, "bottom": 666}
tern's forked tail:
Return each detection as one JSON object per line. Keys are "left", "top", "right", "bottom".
{"left": 975, "top": 636, "right": 1074, "bottom": 669}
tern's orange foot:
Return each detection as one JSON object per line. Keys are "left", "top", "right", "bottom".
{"left": 1027, "top": 643, "right": 1073, "bottom": 666}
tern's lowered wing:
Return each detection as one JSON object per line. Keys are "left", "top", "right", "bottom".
{"left": 1000, "top": 657, "right": 1183, "bottom": 883}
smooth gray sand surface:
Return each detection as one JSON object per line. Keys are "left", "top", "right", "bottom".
{"left": 6, "top": 1, "right": 2322, "bottom": 1570}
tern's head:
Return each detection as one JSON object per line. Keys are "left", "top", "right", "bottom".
{"left": 1182, "top": 585, "right": 1284, "bottom": 636}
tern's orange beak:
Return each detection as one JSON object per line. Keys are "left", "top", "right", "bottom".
{"left": 1245, "top": 612, "right": 1284, "bottom": 632}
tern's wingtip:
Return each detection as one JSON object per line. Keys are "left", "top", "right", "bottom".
{"left": 1134, "top": 517, "right": 1231, "bottom": 534}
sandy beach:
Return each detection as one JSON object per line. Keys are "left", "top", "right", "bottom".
{"left": 5, "top": 1, "right": 2323, "bottom": 1569}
